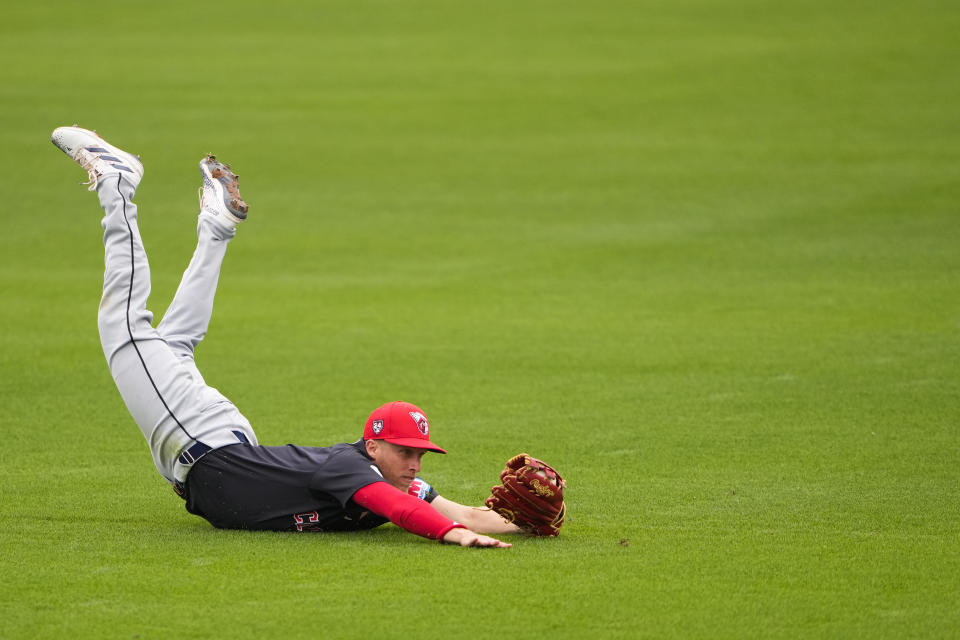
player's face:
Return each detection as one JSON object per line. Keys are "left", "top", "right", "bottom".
{"left": 368, "top": 441, "right": 427, "bottom": 491}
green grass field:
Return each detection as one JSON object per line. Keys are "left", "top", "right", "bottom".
{"left": 2, "top": 0, "right": 958, "bottom": 637}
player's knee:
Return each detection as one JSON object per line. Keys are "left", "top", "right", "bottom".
{"left": 97, "top": 317, "right": 127, "bottom": 361}
{"left": 98, "top": 312, "right": 159, "bottom": 358}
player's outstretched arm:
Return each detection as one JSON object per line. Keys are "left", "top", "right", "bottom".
{"left": 430, "top": 495, "right": 521, "bottom": 535}
{"left": 442, "top": 527, "right": 511, "bottom": 548}
{"left": 353, "top": 483, "right": 512, "bottom": 547}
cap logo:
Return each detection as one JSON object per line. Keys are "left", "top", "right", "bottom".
{"left": 409, "top": 411, "right": 429, "bottom": 436}
{"left": 372, "top": 419, "right": 384, "bottom": 435}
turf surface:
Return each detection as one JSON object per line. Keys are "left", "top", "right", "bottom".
{"left": 2, "top": 0, "right": 959, "bottom": 637}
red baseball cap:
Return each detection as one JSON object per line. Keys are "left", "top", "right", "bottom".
{"left": 363, "top": 401, "right": 447, "bottom": 454}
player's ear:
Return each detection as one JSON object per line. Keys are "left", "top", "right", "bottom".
{"left": 364, "top": 439, "right": 379, "bottom": 458}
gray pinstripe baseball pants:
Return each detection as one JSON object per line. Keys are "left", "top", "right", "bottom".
{"left": 96, "top": 173, "right": 258, "bottom": 486}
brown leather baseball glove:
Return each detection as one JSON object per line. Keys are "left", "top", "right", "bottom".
{"left": 485, "top": 453, "right": 566, "bottom": 537}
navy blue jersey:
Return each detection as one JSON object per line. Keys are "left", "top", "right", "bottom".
{"left": 184, "top": 440, "right": 423, "bottom": 532}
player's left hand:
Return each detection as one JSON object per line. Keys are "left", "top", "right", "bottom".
{"left": 443, "top": 527, "right": 512, "bottom": 548}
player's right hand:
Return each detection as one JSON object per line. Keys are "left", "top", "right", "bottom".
{"left": 443, "top": 527, "right": 512, "bottom": 548}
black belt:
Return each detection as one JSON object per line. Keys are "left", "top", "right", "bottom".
{"left": 173, "top": 430, "right": 250, "bottom": 498}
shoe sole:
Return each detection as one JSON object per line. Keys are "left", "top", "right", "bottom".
{"left": 200, "top": 154, "right": 248, "bottom": 222}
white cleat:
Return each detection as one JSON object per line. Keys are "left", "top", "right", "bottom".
{"left": 198, "top": 154, "right": 248, "bottom": 227}
{"left": 51, "top": 125, "right": 144, "bottom": 191}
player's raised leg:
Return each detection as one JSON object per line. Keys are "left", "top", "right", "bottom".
{"left": 157, "top": 155, "right": 248, "bottom": 368}
{"left": 50, "top": 126, "right": 156, "bottom": 364}
{"left": 51, "top": 127, "right": 256, "bottom": 487}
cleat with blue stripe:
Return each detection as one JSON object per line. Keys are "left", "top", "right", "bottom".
{"left": 51, "top": 125, "right": 143, "bottom": 191}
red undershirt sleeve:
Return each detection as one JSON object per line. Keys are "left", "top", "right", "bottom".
{"left": 353, "top": 482, "right": 466, "bottom": 541}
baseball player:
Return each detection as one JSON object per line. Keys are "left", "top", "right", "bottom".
{"left": 51, "top": 125, "right": 520, "bottom": 547}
